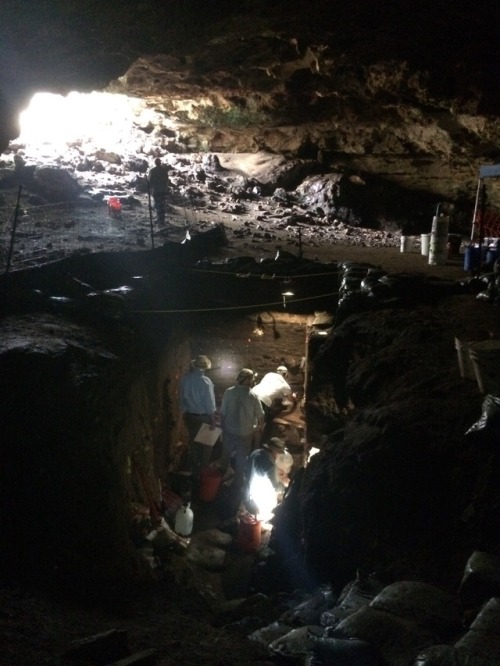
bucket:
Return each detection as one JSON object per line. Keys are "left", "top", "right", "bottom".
{"left": 198, "top": 466, "right": 222, "bottom": 502}
{"left": 469, "top": 340, "right": 500, "bottom": 394}
{"left": 455, "top": 330, "right": 491, "bottom": 380}
{"left": 107, "top": 196, "right": 122, "bottom": 216}
{"left": 237, "top": 514, "right": 262, "bottom": 553}
{"left": 421, "top": 233, "right": 430, "bottom": 257}
{"left": 400, "top": 236, "right": 414, "bottom": 253}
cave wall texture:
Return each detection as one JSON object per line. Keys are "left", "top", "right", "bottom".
{"left": 0, "top": 310, "right": 189, "bottom": 587}
{"left": 1, "top": 0, "right": 500, "bottom": 209}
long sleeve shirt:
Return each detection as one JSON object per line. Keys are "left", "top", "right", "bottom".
{"left": 220, "top": 384, "right": 264, "bottom": 437}
{"left": 179, "top": 369, "right": 216, "bottom": 416}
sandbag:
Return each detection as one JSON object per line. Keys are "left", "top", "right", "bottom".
{"left": 193, "top": 528, "right": 233, "bottom": 548}
{"left": 248, "top": 620, "right": 290, "bottom": 647}
{"left": 268, "top": 626, "right": 319, "bottom": 657}
{"left": 321, "top": 575, "right": 385, "bottom": 628}
{"left": 308, "top": 636, "right": 383, "bottom": 665}
{"left": 412, "top": 644, "right": 492, "bottom": 666}
{"left": 281, "top": 586, "right": 336, "bottom": 627}
{"left": 185, "top": 543, "right": 226, "bottom": 571}
{"left": 454, "top": 629, "right": 500, "bottom": 662}
{"left": 370, "top": 581, "right": 463, "bottom": 636}
{"left": 447, "top": 597, "right": 500, "bottom": 663}
{"left": 469, "top": 597, "right": 500, "bottom": 634}
{"left": 333, "top": 606, "right": 435, "bottom": 666}
{"left": 459, "top": 551, "right": 500, "bottom": 607}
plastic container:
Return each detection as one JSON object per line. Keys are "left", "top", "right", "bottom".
{"left": 174, "top": 502, "right": 193, "bottom": 536}
{"left": 198, "top": 466, "right": 222, "bottom": 502}
{"left": 400, "top": 236, "right": 414, "bottom": 253}
{"left": 421, "top": 234, "right": 430, "bottom": 257}
{"left": 107, "top": 196, "right": 122, "bottom": 215}
{"left": 237, "top": 514, "right": 262, "bottom": 553}
{"left": 428, "top": 215, "right": 449, "bottom": 265}
{"left": 464, "top": 245, "right": 481, "bottom": 272}
{"left": 455, "top": 330, "right": 490, "bottom": 381}
{"left": 469, "top": 339, "right": 500, "bottom": 394}
{"left": 486, "top": 248, "right": 500, "bottom": 265}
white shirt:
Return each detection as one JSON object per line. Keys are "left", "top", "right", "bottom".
{"left": 251, "top": 372, "right": 292, "bottom": 408}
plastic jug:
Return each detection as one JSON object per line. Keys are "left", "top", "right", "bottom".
{"left": 174, "top": 502, "right": 193, "bottom": 536}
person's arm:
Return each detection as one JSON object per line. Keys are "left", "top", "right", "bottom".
{"left": 280, "top": 376, "right": 293, "bottom": 398}
{"left": 254, "top": 394, "right": 265, "bottom": 431}
{"left": 206, "top": 379, "right": 217, "bottom": 428}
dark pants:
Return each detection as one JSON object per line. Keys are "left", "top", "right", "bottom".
{"left": 153, "top": 193, "right": 167, "bottom": 225}
{"left": 183, "top": 413, "right": 213, "bottom": 479}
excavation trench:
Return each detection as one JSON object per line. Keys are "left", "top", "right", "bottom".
{"left": 0, "top": 289, "right": 337, "bottom": 602}
{"left": 133, "top": 309, "right": 328, "bottom": 600}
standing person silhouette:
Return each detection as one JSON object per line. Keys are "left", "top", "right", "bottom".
{"left": 148, "top": 157, "right": 170, "bottom": 226}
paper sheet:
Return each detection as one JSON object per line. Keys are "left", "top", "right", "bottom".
{"left": 194, "top": 423, "right": 222, "bottom": 447}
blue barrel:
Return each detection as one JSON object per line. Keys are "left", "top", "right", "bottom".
{"left": 486, "top": 248, "right": 499, "bottom": 265}
{"left": 464, "top": 246, "right": 481, "bottom": 272}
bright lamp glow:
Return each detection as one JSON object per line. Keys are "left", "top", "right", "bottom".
{"left": 18, "top": 91, "right": 153, "bottom": 150}
{"left": 248, "top": 472, "right": 278, "bottom": 524}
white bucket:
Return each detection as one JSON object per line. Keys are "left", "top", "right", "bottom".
{"left": 400, "top": 236, "right": 414, "bottom": 253}
{"left": 455, "top": 331, "right": 490, "bottom": 381}
{"left": 469, "top": 339, "right": 500, "bottom": 394}
{"left": 421, "top": 233, "right": 430, "bottom": 257}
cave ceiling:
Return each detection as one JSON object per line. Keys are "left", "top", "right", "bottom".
{"left": 1, "top": 0, "right": 500, "bottom": 206}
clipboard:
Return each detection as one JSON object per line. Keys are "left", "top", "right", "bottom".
{"left": 194, "top": 423, "right": 222, "bottom": 447}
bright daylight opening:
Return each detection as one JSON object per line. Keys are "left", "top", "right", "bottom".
{"left": 18, "top": 91, "right": 155, "bottom": 152}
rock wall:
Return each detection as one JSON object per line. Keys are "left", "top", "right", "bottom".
{"left": 0, "top": 311, "right": 185, "bottom": 588}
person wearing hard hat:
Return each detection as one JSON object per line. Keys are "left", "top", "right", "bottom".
{"left": 243, "top": 437, "right": 291, "bottom": 515}
{"left": 179, "top": 355, "right": 217, "bottom": 480}
{"left": 252, "top": 366, "right": 294, "bottom": 413}
{"left": 218, "top": 368, "right": 265, "bottom": 494}
{"left": 251, "top": 365, "right": 295, "bottom": 439}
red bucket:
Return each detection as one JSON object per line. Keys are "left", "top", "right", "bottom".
{"left": 198, "top": 466, "right": 222, "bottom": 502}
{"left": 107, "top": 196, "right": 122, "bottom": 214}
{"left": 237, "top": 514, "right": 262, "bottom": 553}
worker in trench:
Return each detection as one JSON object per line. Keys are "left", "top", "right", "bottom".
{"left": 217, "top": 368, "right": 265, "bottom": 511}
{"left": 178, "top": 355, "right": 217, "bottom": 485}
{"left": 251, "top": 365, "right": 296, "bottom": 442}
{"left": 243, "top": 437, "right": 293, "bottom": 521}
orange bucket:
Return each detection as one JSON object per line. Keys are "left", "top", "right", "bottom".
{"left": 237, "top": 514, "right": 262, "bottom": 553}
{"left": 198, "top": 466, "right": 222, "bottom": 502}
